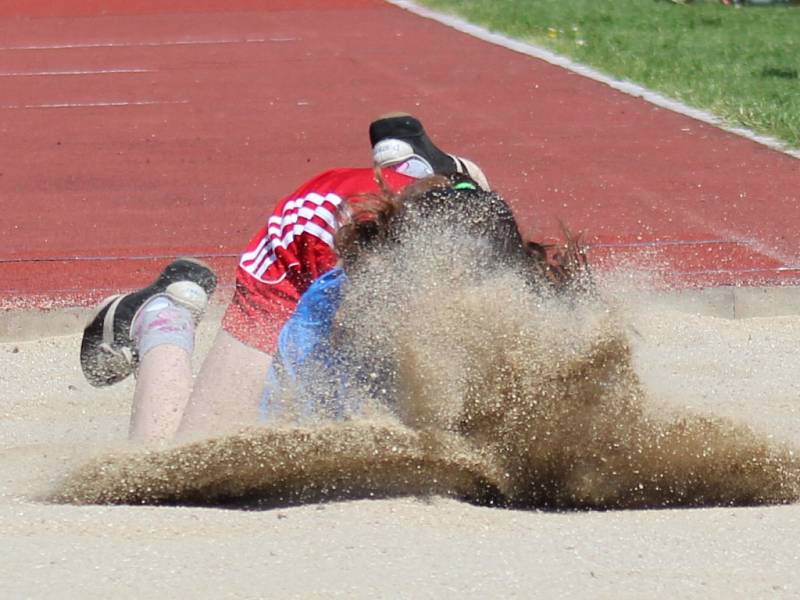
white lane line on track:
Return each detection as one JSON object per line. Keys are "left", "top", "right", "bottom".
{"left": 0, "top": 68, "right": 156, "bottom": 77}
{"left": 386, "top": 0, "right": 800, "bottom": 160}
{"left": 587, "top": 239, "right": 741, "bottom": 249}
{"left": 0, "top": 37, "right": 295, "bottom": 51}
{"left": 698, "top": 223, "right": 800, "bottom": 267}
{"left": 673, "top": 266, "right": 800, "bottom": 276}
{"left": 587, "top": 239, "right": 798, "bottom": 270}
{"left": 588, "top": 239, "right": 798, "bottom": 269}
{"left": 0, "top": 253, "right": 239, "bottom": 264}
{"left": 0, "top": 100, "right": 189, "bottom": 109}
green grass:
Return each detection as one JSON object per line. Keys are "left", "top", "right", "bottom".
{"left": 418, "top": 0, "right": 800, "bottom": 148}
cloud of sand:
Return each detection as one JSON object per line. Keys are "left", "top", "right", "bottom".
{"left": 51, "top": 220, "right": 800, "bottom": 509}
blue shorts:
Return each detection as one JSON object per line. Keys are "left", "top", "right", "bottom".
{"left": 260, "top": 268, "right": 354, "bottom": 421}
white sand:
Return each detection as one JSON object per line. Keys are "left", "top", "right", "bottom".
{"left": 2, "top": 303, "right": 800, "bottom": 599}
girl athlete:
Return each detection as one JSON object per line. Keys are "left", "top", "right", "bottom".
{"left": 259, "top": 173, "right": 584, "bottom": 423}
{"left": 79, "top": 114, "right": 490, "bottom": 442}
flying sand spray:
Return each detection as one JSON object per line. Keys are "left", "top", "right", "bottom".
{"left": 51, "top": 194, "right": 800, "bottom": 508}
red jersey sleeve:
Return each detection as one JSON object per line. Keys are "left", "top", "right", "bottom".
{"left": 222, "top": 167, "right": 413, "bottom": 354}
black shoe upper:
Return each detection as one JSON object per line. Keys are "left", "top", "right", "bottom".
{"left": 80, "top": 258, "right": 217, "bottom": 387}
{"left": 111, "top": 258, "right": 217, "bottom": 346}
{"left": 369, "top": 114, "right": 458, "bottom": 175}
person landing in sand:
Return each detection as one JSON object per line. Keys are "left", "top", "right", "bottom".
{"left": 80, "top": 114, "right": 495, "bottom": 442}
{"left": 259, "top": 172, "right": 587, "bottom": 423}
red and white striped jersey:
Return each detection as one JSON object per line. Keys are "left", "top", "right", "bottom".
{"left": 223, "top": 167, "right": 414, "bottom": 354}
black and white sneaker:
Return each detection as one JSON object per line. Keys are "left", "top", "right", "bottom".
{"left": 369, "top": 113, "right": 490, "bottom": 191}
{"left": 80, "top": 258, "right": 217, "bottom": 387}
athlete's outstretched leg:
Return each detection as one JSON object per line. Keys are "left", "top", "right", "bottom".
{"left": 130, "top": 344, "right": 193, "bottom": 441}
{"left": 176, "top": 328, "right": 272, "bottom": 440}
{"left": 128, "top": 295, "right": 197, "bottom": 441}
{"left": 80, "top": 258, "right": 217, "bottom": 442}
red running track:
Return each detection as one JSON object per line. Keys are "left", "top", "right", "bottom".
{"left": 1, "top": 0, "right": 799, "bottom": 308}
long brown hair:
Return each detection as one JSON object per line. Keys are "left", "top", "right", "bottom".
{"left": 336, "top": 170, "right": 589, "bottom": 292}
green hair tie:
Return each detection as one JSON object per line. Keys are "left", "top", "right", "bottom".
{"left": 452, "top": 181, "right": 477, "bottom": 191}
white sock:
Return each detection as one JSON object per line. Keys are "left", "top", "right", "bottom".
{"left": 132, "top": 296, "right": 195, "bottom": 358}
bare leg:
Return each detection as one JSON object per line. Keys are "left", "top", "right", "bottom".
{"left": 79, "top": 258, "right": 251, "bottom": 444}
{"left": 129, "top": 344, "right": 193, "bottom": 442}
{"left": 176, "top": 329, "right": 272, "bottom": 440}
{"left": 127, "top": 295, "right": 199, "bottom": 443}
{"left": 129, "top": 324, "right": 271, "bottom": 444}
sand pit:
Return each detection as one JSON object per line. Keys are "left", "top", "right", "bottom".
{"left": 2, "top": 285, "right": 800, "bottom": 597}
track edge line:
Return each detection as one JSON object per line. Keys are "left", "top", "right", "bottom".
{"left": 386, "top": 0, "right": 800, "bottom": 160}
